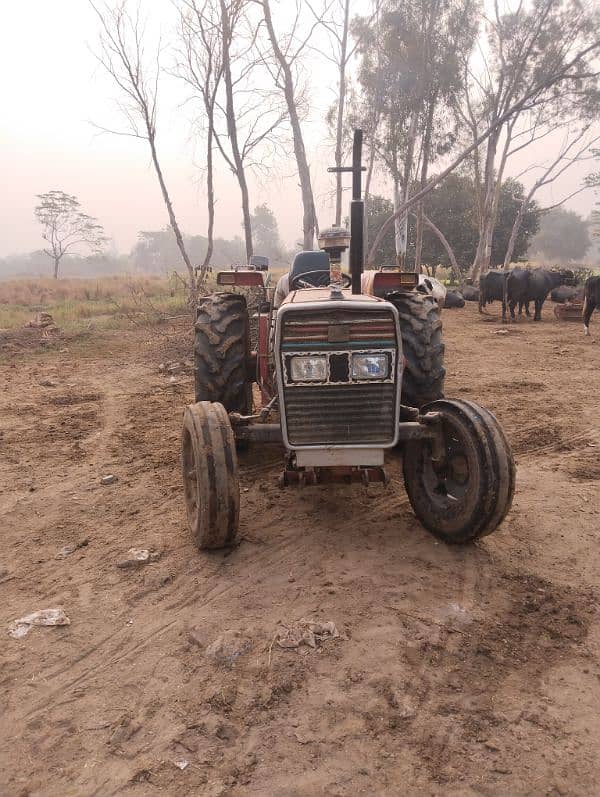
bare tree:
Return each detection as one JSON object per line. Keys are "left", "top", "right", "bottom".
{"left": 355, "top": 0, "right": 479, "bottom": 269}
{"left": 176, "top": 0, "right": 287, "bottom": 264}
{"left": 462, "top": 0, "right": 600, "bottom": 279}
{"left": 257, "top": 0, "right": 323, "bottom": 250}
{"left": 34, "top": 191, "right": 107, "bottom": 279}
{"left": 90, "top": 0, "right": 197, "bottom": 296}
{"left": 176, "top": 0, "right": 223, "bottom": 273}
{"left": 503, "top": 125, "right": 600, "bottom": 268}
{"left": 367, "top": 14, "right": 600, "bottom": 265}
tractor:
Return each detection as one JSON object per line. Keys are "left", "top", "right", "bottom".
{"left": 181, "top": 130, "right": 515, "bottom": 550}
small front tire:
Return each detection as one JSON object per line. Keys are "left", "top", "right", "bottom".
{"left": 402, "top": 399, "right": 515, "bottom": 544}
{"left": 181, "top": 401, "right": 240, "bottom": 550}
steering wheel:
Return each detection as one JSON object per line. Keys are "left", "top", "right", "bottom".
{"left": 290, "top": 270, "right": 352, "bottom": 290}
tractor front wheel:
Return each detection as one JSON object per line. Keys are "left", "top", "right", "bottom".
{"left": 181, "top": 401, "right": 240, "bottom": 550}
{"left": 402, "top": 399, "right": 515, "bottom": 544}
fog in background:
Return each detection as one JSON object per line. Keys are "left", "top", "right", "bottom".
{"left": 0, "top": 0, "right": 596, "bottom": 260}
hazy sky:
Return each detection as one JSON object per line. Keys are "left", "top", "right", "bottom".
{"left": 0, "top": 0, "right": 596, "bottom": 259}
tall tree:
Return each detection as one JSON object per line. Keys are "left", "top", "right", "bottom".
{"left": 528, "top": 207, "right": 591, "bottom": 261}
{"left": 90, "top": 0, "right": 197, "bottom": 296}
{"left": 176, "top": 0, "right": 223, "bottom": 273}
{"left": 461, "top": 0, "right": 600, "bottom": 279}
{"left": 503, "top": 125, "right": 599, "bottom": 268}
{"left": 34, "top": 191, "right": 107, "bottom": 279}
{"left": 258, "top": 0, "right": 321, "bottom": 250}
{"left": 366, "top": 11, "right": 600, "bottom": 265}
{"left": 250, "top": 203, "right": 282, "bottom": 260}
{"left": 175, "top": 0, "right": 287, "bottom": 267}
{"left": 354, "top": 0, "right": 479, "bottom": 268}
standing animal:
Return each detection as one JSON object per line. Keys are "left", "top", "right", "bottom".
{"left": 479, "top": 270, "right": 509, "bottom": 319}
{"left": 520, "top": 268, "right": 575, "bottom": 321}
{"left": 583, "top": 275, "right": 600, "bottom": 335}
{"left": 506, "top": 267, "right": 531, "bottom": 319}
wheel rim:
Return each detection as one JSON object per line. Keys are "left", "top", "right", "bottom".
{"left": 421, "top": 417, "right": 474, "bottom": 508}
{"left": 182, "top": 427, "right": 199, "bottom": 529}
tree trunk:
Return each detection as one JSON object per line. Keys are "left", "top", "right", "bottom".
{"left": 399, "top": 112, "right": 419, "bottom": 269}
{"left": 414, "top": 95, "right": 437, "bottom": 272}
{"left": 220, "top": 0, "right": 253, "bottom": 262}
{"left": 147, "top": 130, "right": 196, "bottom": 296}
{"left": 53, "top": 256, "right": 60, "bottom": 279}
{"left": 503, "top": 196, "right": 529, "bottom": 269}
{"left": 201, "top": 123, "right": 215, "bottom": 279}
{"left": 418, "top": 212, "right": 461, "bottom": 282}
{"left": 334, "top": 0, "right": 350, "bottom": 227}
{"left": 262, "top": 0, "right": 316, "bottom": 251}
{"left": 393, "top": 177, "right": 404, "bottom": 262}
{"left": 469, "top": 129, "right": 499, "bottom": 280}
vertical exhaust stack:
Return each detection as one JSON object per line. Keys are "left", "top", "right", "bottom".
{"left": 349, "top": 130, "right": 364, "bottom": 295}
{"left": 327, "top": 128, "right": 366, "bottom": 295}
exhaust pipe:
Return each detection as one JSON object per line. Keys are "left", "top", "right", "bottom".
{"left": 327, "top": 128, "right": 366, "bottom": 295}
{"left": 349, "top": 130, "right": 364, "bottom": 295}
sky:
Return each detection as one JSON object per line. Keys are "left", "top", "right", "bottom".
{"left": 0, "top": 0, "right": 597, "bottom": 259}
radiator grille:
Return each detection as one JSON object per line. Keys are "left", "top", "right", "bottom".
{"left": 283, "top": 384, "right": 396, "bottom": 445}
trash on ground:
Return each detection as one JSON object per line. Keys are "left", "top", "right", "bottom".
{"left": 174, "top": 760, "right": 189, "bottom": 771}
{"left": 158, "top": 361, "right": 193, "bottom": 375}
{"left": 101, "top": 474, "right": 118, "bottom": 485}
{"left": 117, "top": 548, "right": 161, "bottom": 569}
{"left": 493, "top": 329, "right": 510, "bottom": 335}
{"left": 8, "top": 608, "right": 70, "bottom": 639}
{"left": 276, "top": 619, "right": 339, "bottom": 650}
{"left": 56, "top": 538, "right": 89, "bottom": 559}
{"left": 204, "top": 629, "right": 253, "bottom": 665}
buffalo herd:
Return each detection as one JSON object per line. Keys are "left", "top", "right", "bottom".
{"left": 436, "top": 267, "right": 598, "bottom": 334}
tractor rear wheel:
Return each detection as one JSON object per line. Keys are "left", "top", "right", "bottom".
{"left": 388, "top": 291, "right": 445, "bottom": 408}
{"left": 194, "top": 293, "right": 251, "bottom": 414}
{"left": 181, "top": 401, "right": 240, "bottom": 550}
{"left": 402, "top": 399, "right": 515, "bottom": 544}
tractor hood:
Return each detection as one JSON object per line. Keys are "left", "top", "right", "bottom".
{"left": 281, "top": 288, "right": 387, "bottom": 306}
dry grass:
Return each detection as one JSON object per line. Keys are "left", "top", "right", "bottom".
{"left": 0, "top": 275, "right": 191, "bottom": 331}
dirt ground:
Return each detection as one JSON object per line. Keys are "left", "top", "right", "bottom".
{"left": 1, "top": 302, "right": 599, "bottom": 797}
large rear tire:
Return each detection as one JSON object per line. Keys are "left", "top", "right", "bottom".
{"left": 194, "top": 293, "right": 251, "bottom": 414}
{"left": 402, "top": 399, "right": 515, "bottom": 544}
{"left": 181, "top": 402, "right": 240, "bottom": 550}
{"left": 387, "top": 291, "right": 445, "bottom": 408}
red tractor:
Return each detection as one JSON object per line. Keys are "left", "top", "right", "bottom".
{"left": 181, "top": 131, "right": 515, "bottom": 550}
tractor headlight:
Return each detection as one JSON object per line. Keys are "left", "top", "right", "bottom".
{"left": 290, "top": 355, "right": 327, "bottom": 382}
{"left": 351, "top": 353, "right": 389, "bottom": 380}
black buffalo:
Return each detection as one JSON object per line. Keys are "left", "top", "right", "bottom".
{"left": 461, "top": 285, "right": 480, "bottom": 302}
{"left": 479, "top": 270, "right": 509, "bottom": 317}
{"left": 479, "top": 269, "right": 524, "bottom": 322}
{"left": 583, "top": 275, "right": 600, "bottom": 336}
{"left": 480, "top": 267, "right": 575, "bottom": 322}
{"left": 519, "top": 268, "right": 575, "bottom": 321}
{"left": 444, "top": 290, "right": 465, "bottom": 308}
{"left": 551, "top": 285, "right": 583, "bottom": 304}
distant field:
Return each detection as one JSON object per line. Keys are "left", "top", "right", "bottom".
{"left": 0, "top": 275, "right": 192, "bottom": 331}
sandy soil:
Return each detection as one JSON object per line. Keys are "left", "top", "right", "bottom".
{"left": 1, "top": 303, "right": 599, "bottom": 797}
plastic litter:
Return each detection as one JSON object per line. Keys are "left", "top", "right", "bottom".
{"left": 8, "top": 608, "right": 70, "bottom": 639}
{"left": 276, "top": 619, "right": 339, "bottom": 650}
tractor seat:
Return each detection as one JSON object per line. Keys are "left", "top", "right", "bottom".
{"left": 289, "top": 250, "right": 331, "bottom": 287}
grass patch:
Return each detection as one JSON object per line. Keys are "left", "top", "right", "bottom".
{"left": 0, "top": 275, "right": 192, "bottom": 331}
